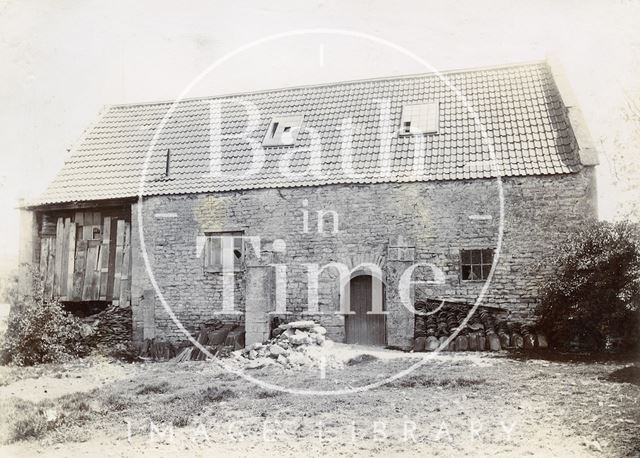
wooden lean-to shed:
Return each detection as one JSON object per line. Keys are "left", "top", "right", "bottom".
{"left": 35, "top": 206, "right": 132, "bottom": 306}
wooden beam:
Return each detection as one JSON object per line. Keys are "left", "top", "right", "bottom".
{"left": 82, "top": 241, "right": 99, "bottom": 300}
{"left": 66, "top": 222, "right": 76, "bottom": 299}
{"left": 119, "top": 222, "right": 131, "bottom": 306}
{"left": 98, "top": 217, "right": 111, "bottom": 300}
{"left": 112, "top": 219, "right": 125, "bottom": 303}
{"left": 72, "top": 240, "right": 87, "bottom": 301}
{"left": 39, "top": 237, "right": 48, "bottom": 296}
{"left": 106, "top": 217, "right": 117, "bottom": 300}
{"left": 44, "top": 237, "right": 55, "bottom": 301}
{"left": 25, "top": 199, "right": 135, "bottom": 212}
{"left": 59, "top": 218, "right": 71, "bottom": 299}
{"left": 53, "top": 217, "right": 64, "bottom": 298}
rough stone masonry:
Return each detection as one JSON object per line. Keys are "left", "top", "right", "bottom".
{"left": 130, "top": 166, "right": 597, "bottom": 349}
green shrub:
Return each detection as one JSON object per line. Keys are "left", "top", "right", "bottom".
{"left": 0, "top": 300, "right": 90, "bottom": 366}
{"left": 536, "top": 221, "right": 640, "bottom": 351}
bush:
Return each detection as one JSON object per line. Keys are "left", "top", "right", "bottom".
{"left": 536, "top": 221, "right": 640, "bottom": 351}
{"left": 0, "top": 300, "right": 90, "bottom": 366}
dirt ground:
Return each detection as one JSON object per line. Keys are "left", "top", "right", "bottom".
{"left": 0, "top": 348, "right": 638, "bottom": 457}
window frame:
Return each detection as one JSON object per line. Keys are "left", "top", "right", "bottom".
{"left": 203, "top": 231, "right": 245, "bottom": 273}
{"left": 459, "top": 248, "right": 494, "bottom": 282}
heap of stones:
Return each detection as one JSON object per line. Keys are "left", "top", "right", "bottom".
{"left": 413, "top": 301, "right": 548, "bottom": 352}
{"left": 239, "top": 320, "right": 332, "bottom": 369}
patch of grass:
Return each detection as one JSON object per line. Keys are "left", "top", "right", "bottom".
{"left": 146, "top": 386, "right": 235, "bottom": 427}
{"left": 149, "top": 403, "right": 193, "bottom": 427}
{"left": 6, "top": 400, "right": 48, "bottom": 442}
{"left": 4, "top": 392, "right": 96, "bottom": 443}
{"left": 255, "top": 389, "right": 282, "bottom": 399}
{"left": 385, "top": 374, "right": 486, "bottom": 388}
{"left": 200, "top": 386, "right": 237, "bottom": 403}
{"left": 454, "top": 377, "right": 486, "bottom": 387}
{"left": 346, "top": 354, "right": 379, "bottom": 366}
{"left": 135, "top": 381, "right": 170, "bottom": 395}
{"left": 102, "top": 392, "right": 132, "bottom": 412}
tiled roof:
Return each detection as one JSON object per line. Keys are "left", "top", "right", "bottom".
{"left": 34, "top": 61, "right": 581, "bottom": 206}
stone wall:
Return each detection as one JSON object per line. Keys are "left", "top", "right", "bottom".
{"left": 130, "top": 167, "right": 597, "bottom": 347}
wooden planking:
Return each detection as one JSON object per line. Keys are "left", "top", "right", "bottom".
{"left": 66, "top": 222, "right": 76, "bottom": 297}
{"left": 80, "top": 211, "right": 102, "bottom": 241}
{"left": 112, "top": 219, "right": 125, "bottom": 304}
{"left": 72, "top": 240, "right": 87, "bottom": 301}
{"left": 59, "top": 218, "right": 71, "bottom": 299}
{"left": 44, "top": 237, "right": 56, "bottom": 301}
{"left": 53, "top": 218, "right": 64, "bottom": 298}
{"left": 40, "top": 237, "right": 54, "bottom": 301}
{"left": 345, "top": 275, "right": 386, "bottom": 346}
{"left": 39, "top": 210, "right": 128, "bottom": 303}
{"left": 90, "top": 241, "right": 102, "bottom": 300}
{"left": 106, "top": 217, "right": 118, "bottom": 300}
{"left": 119, "top": 222, "right": 131, "bottom": 306}
{"left": 39, "top": 237, "right": 49, "bottom": 288}
{"left": 82, "top": 241, "right": 100, "bottom": 300}
{"left": 82, "top": 225, "right": 93, "bottom": 241}
{"left": 98, "top": 217, "right": 111, "bottom": 300}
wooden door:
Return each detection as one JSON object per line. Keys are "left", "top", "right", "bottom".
{"left": 345, "top": 275, "right": 386, "bottom": 346}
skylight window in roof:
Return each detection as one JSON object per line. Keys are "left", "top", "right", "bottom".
{"left": 263, "top": 116, "right": 304, "bottom": 146}
{"left": 400, "top": 102, "right": 439, "bottom": 135}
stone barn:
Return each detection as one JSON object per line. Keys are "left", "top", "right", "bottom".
{"left": 19, "top": 61, "right": 598, "bottom": 350}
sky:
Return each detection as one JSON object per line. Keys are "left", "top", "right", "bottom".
{"left": 0, "top": 0, "right": 639, "bottom": 273}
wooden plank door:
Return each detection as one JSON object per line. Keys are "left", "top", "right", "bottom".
{"left": 345, "top": 275, "right": 386, "bottom": 346}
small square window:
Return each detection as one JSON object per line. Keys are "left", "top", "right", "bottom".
{"left": 263, "top": 116, "right": 304, "bottom": 147}
{"left": 400, "top": 102, "right": 439, "bottom": 135}
{"left": 204, "top": 231, "right": 244, "bottom": 272}
{"left": 460, "top": 248, "right": 494, "bottom": 281}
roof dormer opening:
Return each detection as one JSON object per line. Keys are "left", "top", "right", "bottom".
{"left": 270, "top": 122, "right": 279, "bottom": 138}
{"left": 400, "top": 102, "right": 440, "bottom": 135}
{"left": 263, "top": 116, "right": 304, "bottom": 147}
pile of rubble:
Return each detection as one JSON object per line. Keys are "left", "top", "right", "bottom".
{"left": 236, "top": 320, "right": 340, "bottom": 369}
{"left": 414, "top": 301, "right": 548, "bottom": 352}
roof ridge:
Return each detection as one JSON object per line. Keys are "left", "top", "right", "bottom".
{"left": 108, "top": 59, "right": 548, "bottom": 110}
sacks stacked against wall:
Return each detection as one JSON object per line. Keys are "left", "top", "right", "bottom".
{"left": 170, "top": 319, "right": 245, "bottom": 362}
{"left": 81, "top": 305, "right": 133, "bottom": 356}
{"left": 413, "top": 300, "right": 548, "bottom": 352}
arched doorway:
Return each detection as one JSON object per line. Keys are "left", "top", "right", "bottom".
{"left": 345, "top": 275, "right": 386, "bottom": 345}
